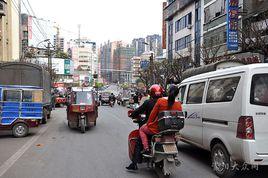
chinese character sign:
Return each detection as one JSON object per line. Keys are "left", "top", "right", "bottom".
{"left": 227, "top": 0, "right": 239, "bottom": 51}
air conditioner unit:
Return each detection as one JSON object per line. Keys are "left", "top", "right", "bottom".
{"left": 187, "top": 24, "right": 192, "bottom": 29}
{"left": 0, "top": 0, "right": 6, "bottom": 17}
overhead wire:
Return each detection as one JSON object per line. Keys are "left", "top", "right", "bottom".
{"left": 24, "top": 0, "right": 48, "bottom": 39}
{"left": 21, "top": 0, "right": 47, "bottom": 41}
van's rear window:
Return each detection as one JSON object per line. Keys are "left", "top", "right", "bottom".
{"left": 251, "top": 74, "right": 268, "bottom": 106}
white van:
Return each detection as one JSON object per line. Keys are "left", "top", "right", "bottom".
{"left": 177, "top": 64, "right": 268, "bottom": 177}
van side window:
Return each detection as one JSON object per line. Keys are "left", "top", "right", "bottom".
{"left": 251, "top": 74, "right": 268, "bottom": 106}
{"left": 206, "top": 77, "right": 240, "bottom": 103}
{"left": 178, "top": 86, "right": 186, "bottom": 103}
{"left": 187, "top": 82, "right": 205, "bottom": 104}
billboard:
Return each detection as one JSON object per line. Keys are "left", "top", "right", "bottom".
{"left": 227, "top": 0, "right": 239, "bottom": 51}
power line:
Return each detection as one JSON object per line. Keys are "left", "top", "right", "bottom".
{"left": 10, "top": 0, "right": 20, "bottom": 15}
{"left": 21, "top": 0, "right": 47, "bottom": 41}
{"left": 24, "top": 0, "right": 48, "bottom": 39}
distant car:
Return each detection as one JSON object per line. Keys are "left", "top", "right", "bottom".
{"left": 100, "top": 92, "right": 110, "bottom": 105}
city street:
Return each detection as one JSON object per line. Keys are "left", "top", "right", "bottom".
{"left": 0, "top": 105, "right": 268, "bottom": 178}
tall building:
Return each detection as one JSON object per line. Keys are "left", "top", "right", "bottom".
{"left": 0, "top": 0, "right": 20, "bottom": 61}
{"left": 113, "top": 45, "right": 135, "bottom": 83}
{"left": 54, "top": 35, "right": 64, "bottom": 52}
{"left": 99, "top": 41, "right": 122, "bottom": 83}
{"left": 70, "top": 39, "right": 98, "bottom": 73}
{"left": 163, "top": 0, "right": 202, "bottom": 66}
{"left": 132, "top": 38, "right": 146, "bottom": 56}
{"left": 145, "top": 34, "right": 163, "bottom": 57}
{"left": 131, "top": 56, "right": 141, "bottom": 84}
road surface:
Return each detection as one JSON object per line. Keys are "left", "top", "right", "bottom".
{"left": 0, "top": 105, "right": 267, "bottom": 178}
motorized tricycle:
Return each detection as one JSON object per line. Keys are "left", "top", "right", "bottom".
{"left": 0, "top": 85, "right": 43, "bottom": 137}
{"left": 67, "top": 87, "right": 98, "bottom": 133}
{"left": 128, "top": 110, "right": 184, "bottom": 176}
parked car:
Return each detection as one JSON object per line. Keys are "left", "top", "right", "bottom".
{"left": 177, "top": 64, "right": 268, "bottom": 177}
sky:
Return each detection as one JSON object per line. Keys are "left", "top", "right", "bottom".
{"left": 26, "top": 0, "right": 165, "bottom": 45}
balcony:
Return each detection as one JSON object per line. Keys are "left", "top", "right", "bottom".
{"left": 164, "top": 0, "right": 195, "bottom": 21}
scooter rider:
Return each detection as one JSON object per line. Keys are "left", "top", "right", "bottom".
{"left": 126, "top": 84, "right": 164, "bottom": 171}
{"left": 109, "top": 93, "right": 116, "bottom": 104}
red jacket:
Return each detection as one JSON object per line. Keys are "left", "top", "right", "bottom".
{"left": 147, "top": 97, "right": 182, "bottom": 134}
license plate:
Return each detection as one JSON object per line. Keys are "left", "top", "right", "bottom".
{"left": 163, "top": 144, "right": 177, "bottom": 153}
{"left": 80, "top": 106, "right": 86, "bottom": 110}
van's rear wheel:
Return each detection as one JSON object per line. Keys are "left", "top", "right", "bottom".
{"left": 13, "top": 123, "right": 29, "bottom": 138}
{"left": 211, "top": 143, "right": 235, "bottom": 178}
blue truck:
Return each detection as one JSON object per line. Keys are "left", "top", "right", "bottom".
{"left": 0, "top": 62, "right": 52, "bottom": 125}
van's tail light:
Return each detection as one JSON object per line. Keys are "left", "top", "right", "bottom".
{"left": 237, "top": 116, "right": 255, "bottom": 140}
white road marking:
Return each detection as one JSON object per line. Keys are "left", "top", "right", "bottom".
{"left": 0, "top": 126, "right": 49, "bottom": 177}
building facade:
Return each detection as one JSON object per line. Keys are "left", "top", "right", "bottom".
{"left": 145, "top": 34, "right": 163, "bottom": 57}
{"left": 113, "top": 45, "right": 135, "bottom": 83}
{"left": 0, "top": 0, "right": 20, "bottom": 61}
{"left": 132, "top": 38, "right": 146, "bottom": 57}
{"left": 131, "top": 56, "right": 141, "bottom": 84}
{"left": 99, "top": 41, "right": 122, "bottom": 83}
{"left": 164, "top": 0, "right": 203, "bottom": 66}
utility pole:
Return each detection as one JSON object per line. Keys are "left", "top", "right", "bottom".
{"left": 149, "top": 52, "right": 155, "bottom": 84}
{"left": 78, "top": 24, "right": 81, "bottom": 46}
{"left": 47, "top": 42, "right": 52, "bottom": 75}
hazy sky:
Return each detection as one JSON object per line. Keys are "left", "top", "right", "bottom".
{"left": 27, "top": 0, "right": 164, "bottom": 45}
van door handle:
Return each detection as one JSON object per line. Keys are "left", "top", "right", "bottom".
{"left": 184, "top": 111, "right": 188, "bottom": 118}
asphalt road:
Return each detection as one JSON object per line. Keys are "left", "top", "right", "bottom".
{"left": 0, "top": 105, "right": 268, "bottom": 178}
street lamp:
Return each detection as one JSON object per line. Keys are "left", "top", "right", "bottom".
{"left": 36, "top": 39, "right": 50, "bottom": 48}
{"left": 36, "top": 39, "right": 53, "bottom": 76}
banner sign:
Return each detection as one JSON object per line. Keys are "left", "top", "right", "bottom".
{"left": 227, "top": 0, "right": 239, "bottom": 51}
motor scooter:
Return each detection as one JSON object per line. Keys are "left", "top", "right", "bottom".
{"left": 127, "top": 110, "right": 184, "bottom": 176}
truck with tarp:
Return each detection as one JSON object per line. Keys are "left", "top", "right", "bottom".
{"left": 0, "top": 62, "right": 52, "bottom": 124}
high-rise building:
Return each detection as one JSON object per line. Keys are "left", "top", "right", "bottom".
{"left": 0, "top": 0, "right": 20, "bottom": 61}
{"left": 145, "top": 34, "right": 163, "bottom": 57}
{"left": 113, "top": 45, "right": 135, "bottom": 83}
{"left": 99, "top": 41, "right": 123, "bottom": 83}
{"left": 132, "top": 38, "right": 146, "bottom": 56}
{"left": 54, "top": 36, "right": 65, "bottom": 52}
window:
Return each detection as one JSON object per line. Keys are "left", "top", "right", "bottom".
{"left": 75, "top": 91, "right": 93, "bottom": 105}
{"left": 204, "top": 0, "right": 226, "bottom": 23}
{"left": 187, "top": 82, "right": 205, "bottom": 104}
{"left": 186, "top": 13, "right": 192, "bottom": 26}
{"left": 251, "top": 74, "right": 268, "bottom": 106}
{"left": 206, "top": 77, "right": 240, "bottom": 103}
{"left": 175, "top": 13, "right": 192, "bottom": 32}
{"left": 22, "top": 90, "right": 33, "bottom": 102}
{"left": 175, "top": 35, "right": 191, "bottom": 51}
{"left": 178, "top": 86, "right": 186, "bottom": 103}
{"left": 3, "top": 90, "right": 21, "bottom": 102}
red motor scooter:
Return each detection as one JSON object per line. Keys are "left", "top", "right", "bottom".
{"left": 127, "top": 110, "right": 185, "bottom": 176}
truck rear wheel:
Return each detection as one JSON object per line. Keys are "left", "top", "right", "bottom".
{"left": 13, "top": 123, "right": 29, "bottom": 138}
{"left": 42, "top": 109, "right": 48, "bottom": 124}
